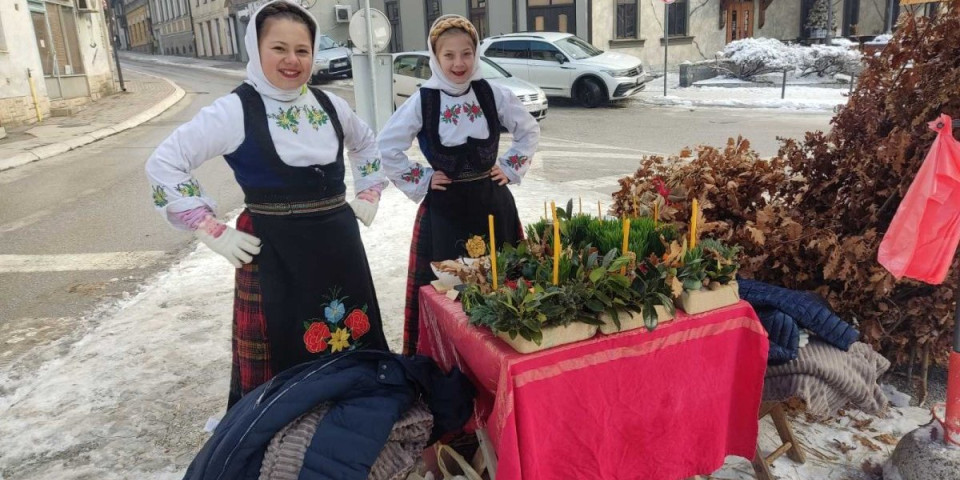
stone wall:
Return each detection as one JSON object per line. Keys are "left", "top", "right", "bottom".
{"left": 0, "top": 95, "right": 51, "bottom": 127}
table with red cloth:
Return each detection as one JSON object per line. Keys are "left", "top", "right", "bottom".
{"left": 417, "top": 286, "right": 769, "bottom": 480}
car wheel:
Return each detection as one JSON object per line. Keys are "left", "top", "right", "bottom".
{"left": 575, "top": 78, "right": 606, "bottom": 108}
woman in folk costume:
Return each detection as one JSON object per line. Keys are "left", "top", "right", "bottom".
{"left": 378, "top": 15, "right": 540, "bottom": 354}
{"left": 145, "top": 0, "right": 389, "bottom": 407}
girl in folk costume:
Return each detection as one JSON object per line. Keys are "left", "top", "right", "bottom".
{"left": 146, "top": 0, "right": 389, "bottom": 407}
{"left": 378, "top": 15, "right": 540, "bottom": 354}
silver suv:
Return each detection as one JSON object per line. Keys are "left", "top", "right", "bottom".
{"left": 479, "top": 32, "right": 648, "bottom": 108}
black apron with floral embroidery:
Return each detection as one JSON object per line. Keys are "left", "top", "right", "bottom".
{"left": 225, "top": 83, "right": 388, "bottom": 375}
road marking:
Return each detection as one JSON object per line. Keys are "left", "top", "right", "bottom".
{"left": 0, "top": 252, "right": 167, "bottom": 273}
{"left": 537, "top": 150, "right": 645, "bottom": 160}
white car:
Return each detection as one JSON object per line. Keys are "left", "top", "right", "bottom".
{"left": 391, "top": 52, "right": 548, "bottom": 121}
{"left": 311, "top": 35, "right": 351, "bottom": 83}
{"left": 478, "top": 32, "right": 648, "bottom": 108}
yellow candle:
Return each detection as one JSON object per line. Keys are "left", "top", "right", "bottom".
{"left": 690, "top": 198, "right": 699, "bottom": 249}
{"left": 552, "top": 201, "right": 560, "bottom": 285}
{"left": 621, "top": 218, "right": 631, "bottom": 275}
{"left": 597, "top": 201, "right": 602, "bottom": 218}
{"left": 489, "top": 214, "right": 498, "bottom": 290}
{"left": 654, "top": 202, "right": 659, "bottom": 229}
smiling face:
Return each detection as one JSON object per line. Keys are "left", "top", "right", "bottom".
{"left": 258, "top": 17, "right": 313, "bottom": 90}
{"left": 434, "top": 29, "right": 476, "bottom": 84}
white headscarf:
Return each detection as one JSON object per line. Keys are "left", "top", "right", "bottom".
{"left": 244, "top": 0, "right": 321, "bottom": 102}
{"left": 421, "top": 15, "right": 483, "bottom": 96}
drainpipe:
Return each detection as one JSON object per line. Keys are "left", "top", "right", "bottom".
{"left": 27, "top": 69, "right": 44, "bottom": 123}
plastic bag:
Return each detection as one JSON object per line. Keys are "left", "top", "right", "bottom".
{"left": 878, "top": 114, "right": 960, "bottom": 284}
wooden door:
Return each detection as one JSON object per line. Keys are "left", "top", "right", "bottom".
{"left": 726, "top": 1, "right": 754, "bottom": 43}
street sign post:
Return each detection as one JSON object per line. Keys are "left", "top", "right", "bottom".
{"left": 663, "top": 0, "right": 675, "bottom": 96}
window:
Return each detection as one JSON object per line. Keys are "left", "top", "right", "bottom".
{"left": 667, "top": 0, "right": 688, "bottom": 37}
{"left": 38, "top": 1, "right": 85, "bottom": 75}
{"left": 424, "top": 0, "right": 441, "bottom": 34}
{"left": 485, "top": 40, "right": 529, "bottom": 59}
{"left": 529, "top": 41, "right": 562, "bottom": 62}
{"left": 616, "top": 0, "right": 638, "bottom": 39}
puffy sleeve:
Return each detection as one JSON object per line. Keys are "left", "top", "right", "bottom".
{"left": 327, "top": 92, "right": 388, "bottom": 194}
{"left": 491, "top": 83, "right": 540, "bottom": 185}
{"left": 145, "top": 94, "right": 245, "bottom": 230}
{"left": 377, "top": 91, "right": 434, "bottom": 203}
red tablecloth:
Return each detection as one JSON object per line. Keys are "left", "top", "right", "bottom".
{"left": 418, "top": 287, "right": 769, "bottom": 480}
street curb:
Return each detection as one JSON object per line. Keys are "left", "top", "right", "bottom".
{"left": 0, "top": 72, "right": 186, "bottom": 172}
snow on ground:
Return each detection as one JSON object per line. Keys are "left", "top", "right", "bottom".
{"left": 634, "top": 73, "right": 849, "bottom": 111}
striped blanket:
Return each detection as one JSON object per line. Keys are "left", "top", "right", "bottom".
{"left": 763, "top": 340, "right": 891, "bottom": 416}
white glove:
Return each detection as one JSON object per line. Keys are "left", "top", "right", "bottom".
{"left": 349, "top": 198, "right": 379, "bottom": 227}
{"left": 195, "top": 216, "right": 262, "bottom": 268}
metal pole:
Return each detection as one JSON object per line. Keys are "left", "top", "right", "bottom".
{"left": 663, "top": 4, "right": 668, "bottom": 97}
{"left": 781, "top": 69, "right": 787, "bottom": 99}
{"left": 362, "top": 1, "right": 379, "bottom": 132}
{"left": 886, "top": 0, "right": 896, "bottom": 33}
{"left": 826, "top": 0, "right": 833, "bottom": 44}
{"left": 105, "top": 0, "right": 126, "bottom": 90}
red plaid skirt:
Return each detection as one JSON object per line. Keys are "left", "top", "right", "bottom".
{"left": 229, "top": 210, "right": 271, "bottom": 408}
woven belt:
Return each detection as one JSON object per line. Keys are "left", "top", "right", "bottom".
{"left": 246, "top": 194, "right": 346, "bottom": 216}
{"left": 451, "top": 170, "right": 492, "bottom": 183}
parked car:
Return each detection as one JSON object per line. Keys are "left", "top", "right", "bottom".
{"left": 311, "top": 35, "right": 351, "bottom": 83}
{"left": 478, "top": 32, "right": 648, "bottom": 108}
{"left": 391, "top": 52, "right": 548, "bottom": 121}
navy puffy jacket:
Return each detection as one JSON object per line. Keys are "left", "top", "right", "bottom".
{"left": 739, "top": 279, "right": 859, "bottom": 365}
{"left": 183, "top": 351, "right": 474, "bottom": 480}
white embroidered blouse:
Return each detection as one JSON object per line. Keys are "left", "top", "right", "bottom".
{"left": 145, "top": 88, "right": 386, "bottom": 229}
{"left": 377, "top": 83, "right": 540, "bottom": 203}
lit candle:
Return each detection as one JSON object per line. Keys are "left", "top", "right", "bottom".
{"left": 621, "top": 218, "right": 631, "bottom": 275}
{"left": 654, "top": 202, "right": 659, "bottom": 229}
{"left": 690, "top": 198, "right": 699, "bottom": 249}
{"left": 489, "top": 214, "right": 498, "bottom": 290}
{"left": 552, "top": 201, "right": 560, "bottom": 285}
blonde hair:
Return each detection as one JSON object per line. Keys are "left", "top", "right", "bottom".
{"left": 429, "top": 16, "right": 479, "bottom": 52}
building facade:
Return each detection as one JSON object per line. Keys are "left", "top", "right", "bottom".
{"left": 369, "top": 0, "right": 899, "bottom": 69}
{"left": 125, "top": 0, "right": 154, "bottom": 52}
{"left": 0, "top": 0, "right": 118, "bottom": 127}
{"left": 194, "top": 0, "right": 239, "bottom": 59}
{"left": 151, "top": 0, "right": 195, "bottom": 56}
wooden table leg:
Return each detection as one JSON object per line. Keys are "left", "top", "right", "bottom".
{"left": 751, "top": 445, "right": 777, "bottom": 480}
{"left": 770, "top": 403, "right": 806, "bottom": 464}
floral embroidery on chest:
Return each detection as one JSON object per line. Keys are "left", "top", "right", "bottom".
{"left": 441, "top": 104, "right": 462, "bottom": 125}
{"left": 441, "top": 100, "right": 485, "bottom": 124}
{"left": 463, "top": 101, "right": 484, "bottom": 122}
{"left": 303, "top": 289, "right": 371, "bottom": 354}
{"left": 268, "top": 105, "right": 330, "bottom": 134}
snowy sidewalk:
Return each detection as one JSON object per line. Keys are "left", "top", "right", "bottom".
{"left": 633, "top": 73, "right": 849, "bottom": 112}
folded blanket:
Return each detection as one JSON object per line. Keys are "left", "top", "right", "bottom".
{"left": 763, "top": 340, "right": 891, "bottom": 416}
